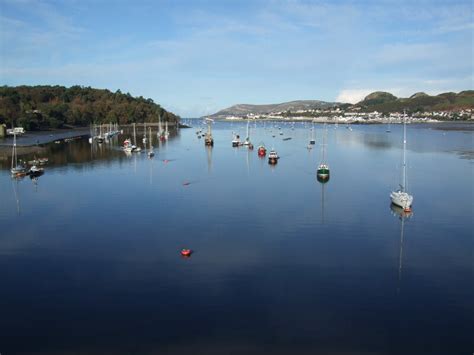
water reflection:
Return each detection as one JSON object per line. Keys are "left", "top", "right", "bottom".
{"left": 391, "top": 204, "right": 413, "bottom": 294}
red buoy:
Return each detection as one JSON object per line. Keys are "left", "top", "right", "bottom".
{"left": 181, "top": 249, "right": 192, "bottom": 257}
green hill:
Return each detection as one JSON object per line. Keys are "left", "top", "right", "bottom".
{"left": 355, "top": 90, "right": 474, "bottom": 113}
{"left": 0, "top": 85, "right": 179, "bottom": 131}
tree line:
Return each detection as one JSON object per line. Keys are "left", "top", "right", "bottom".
{"left": 0, "top": 85, "right": 180, "bottom": 130}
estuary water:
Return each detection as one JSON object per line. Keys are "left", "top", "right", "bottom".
{"left": 0, "top": 121, "right": 472, "bottom": 355}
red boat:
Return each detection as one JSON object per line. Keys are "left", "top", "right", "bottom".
{"left": 181, "top": 249, "right": 192, "bottom": 257}
{"left": 257, "top": 144, "right": 266, "bottom": 157}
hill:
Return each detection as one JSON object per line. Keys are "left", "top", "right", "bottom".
{"left": 0, "top": 85, "right": 179, "bottom": 131}
{"left": 354, "top": 90, "right": 474, "bottom": 113}
{"left": 209, "top": 100, "right": 338, "bottom": 118}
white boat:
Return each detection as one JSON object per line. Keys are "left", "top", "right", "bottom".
{"left": 243, "top": 118, "right": 251, "bottom": 145}
{"left": 29, "top": 165, "right": 44, "bottom": 177}
{"left": 390, "top": 113, "right": 413, "bottom": 211}
{"left": 231, "top": 133, "right": 241, "bottom": 147}
{"left": 132, "top": 123, "right": 141, "bottom": 152}
{"left": 268, "top": 148, "right": 279, "bottom": 164}
{"left": 10, "top": 133, "right": 27, "bottom": 176}
{"left": 164, "top": 121, "right": 169, "bottom": 140}
{"left": 143, "top": 122, "right": 147, "bottom": 144}
{"left": 147, "top": 127, "right": 155, "bottom": 158}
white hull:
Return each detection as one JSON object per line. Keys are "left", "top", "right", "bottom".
{"left": 390, "top": 191, "right": 413, "bottom": 209}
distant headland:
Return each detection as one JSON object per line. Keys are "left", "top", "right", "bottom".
{"left": 207, "top": 90, "right": 474, "bottom": 123}
{"left": 0, "top": 85, "right": 180, "bottom": 132}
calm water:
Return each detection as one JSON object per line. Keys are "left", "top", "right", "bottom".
{"left": 0, "top": 121, "right": 472, "bottom": 355}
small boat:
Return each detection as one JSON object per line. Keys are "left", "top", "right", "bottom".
{"left": 147, "top": 127, "right": 155, "bottom": 158}
{"left": 317, "top": 124, "right": 330, "bottom": 182}
{"left": 309, "top": 124, "right": 316, "bottom": 145}
{"left": 28, "top": 165, "right": 44, "bottom": 177}
{"left": 391, "top": 113, "right": 413, "bottom": 211}
{"left": 10, "top": 133, "right": 27, "bottom": 177}
{"left": 283, "top": 137, "right": 292, "bottom": 141}
{"left": 243, "top": 118, "right": 251, "bottom": 146}
{"left": 181, "top": 249, "right": 192, "bottom": 257}
{"left": 232, "top": 134, "right": 241, "bottom": 147}
{"left": 257, "top": 144, "right": 267, "bottom": 157}
{"left": 204, "top": 118, "right": 214, "bottom": 146}
{"left": 268, "top": 149, "right": 279, "bottom": 164}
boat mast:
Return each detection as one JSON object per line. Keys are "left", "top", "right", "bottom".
{"left": 402, "top": 112, "right": 407, "bottom": 192}
{"left": 321, "top": 124, "right": 327, "bottom": 164}
{"left": 11, "top": 132, "right": 16, "bottom": 169}
{"left": 246, "top": 118, "right": 250, "bottom": 141}
{"left": 149, "top": 127, "right": 153, "bottom": 150}
{"left": 133, "top": 123, "right": 136, "bottom": 145}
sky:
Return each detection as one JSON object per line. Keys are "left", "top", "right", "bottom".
{"left": 0, "top": 0, "right": 472, "bottom": 117}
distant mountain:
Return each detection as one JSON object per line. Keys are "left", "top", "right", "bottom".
{"left": 208, "top": 100, "right": 338, "bottom": 118}
{"left": 354, "top": 90, "right": 474, "bottom": 112}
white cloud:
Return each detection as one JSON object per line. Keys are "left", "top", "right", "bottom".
{"left": 336, "top": 89, "right": 374, "bottom": 104}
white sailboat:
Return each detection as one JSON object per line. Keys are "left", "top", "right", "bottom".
{"left": 132, "top": 123, "right": 141, "bottom": 152}
{"left": 390, "top": 113, "right": 413, "bottom": 211}
{"left": 147, "top": 127, "right": 155, "bottom": 158}
{"left": 243, "top": 118, "right": 251, "bottom": 146}
{"left": 143, "top": 122, "right": 147, "bottom": 144}
{"left": 10, "top": 133, "right": 26, "bottom": 176}
{"left": 164, "top": 121, "right": 169, "bottom": 140}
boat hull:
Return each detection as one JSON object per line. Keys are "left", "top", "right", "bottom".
{"left": 390, "top": 191, "right": 413, "bottom": 210}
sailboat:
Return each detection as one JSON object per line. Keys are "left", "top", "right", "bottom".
{"left": 143, "top": 122, "right": 147, "bottom": 144}
{"left": 204, "top": 118, "right": 214, "bottom": 146}
{"left": 243, "top": 118, "right": 251, "bottom": 146}
{"left": 133, "top": 123, "right": 141, "bottom": 152}
{"left": 10, "top": 132, "right": 27, "bottom": 177}
{"left": 147, "top": 127, "right": 155, "bottom": 158}
{"left": 390, "top": 113, "right": 413, "bottom": 211}
{"left": 164, "top": 121, "right": 170, "bottom": 140}
{"left": 309, "top": 123, "right": 316, "bottom": 145}
{"left": 317, "top": 124, "right": 330, "bottom": 182}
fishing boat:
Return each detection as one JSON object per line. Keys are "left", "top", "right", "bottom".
{"left": 147, "top": 127, "right": 155, "bottom": 158}
{"left": 268, "top": 149, "right": 279, "bottom": 164}
{"left": 10, "top": 133, "right": 27, "bottom": 177}
{"left": 257, "top": 143, "right": 266, "bottom": 157}
{"left": 317, "top": 124, "right": 330, "bottom": 182}
{"left": 204, "top": 118, "right": 214, "bottom": 146}
{"left": 390, "top": 113, "right": 413, "bottom": 211}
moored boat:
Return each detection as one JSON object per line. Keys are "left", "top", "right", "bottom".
{"left": 268, "top": 149, "right": 279, "bottom": 164}
{"left": 257, "top": 144, "right": 267, "bottom": 157}
{"left": 316, "top": 124, "right": 330, "bottom": 182}
{"left": 391, "top": 112, "right": 413, "bottom": 212}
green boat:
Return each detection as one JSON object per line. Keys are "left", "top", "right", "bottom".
{"left": 316, "top": 124, "right": 330, "bottom": 182}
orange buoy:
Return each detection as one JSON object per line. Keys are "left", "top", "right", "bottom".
{"left": 181, "top": 249, "right": 192, "bottom": 257}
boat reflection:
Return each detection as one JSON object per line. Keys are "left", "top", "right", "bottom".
{"left": 390, "top": 203, "right": 412, "bottom": 294}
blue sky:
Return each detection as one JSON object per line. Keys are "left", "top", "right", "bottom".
{"left": 0, "top": 0, "right": 472, "bottom": 117}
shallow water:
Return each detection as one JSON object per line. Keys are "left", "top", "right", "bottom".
{"left": 0, "top": 121, "right": 472, "bottom": 355}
